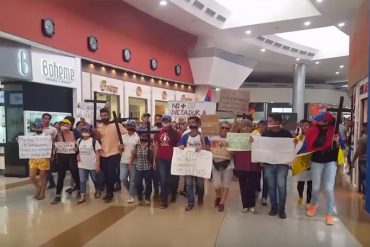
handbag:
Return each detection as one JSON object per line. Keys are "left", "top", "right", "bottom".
{"left": 213, "top": 160, "right": 230, "bottom": 171}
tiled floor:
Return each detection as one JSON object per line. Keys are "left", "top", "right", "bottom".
{"left": 0, "top": 171, "right": 369, "bottom": 247}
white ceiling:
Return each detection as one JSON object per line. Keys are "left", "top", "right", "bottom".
{"left": 122, "top": 0, "right": 364, "bottom": 89}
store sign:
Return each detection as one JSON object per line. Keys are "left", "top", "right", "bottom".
{"left": 100, "top": 80, "right": 118, "bottom": 94}
{"left": 31, "top": 47, "right": 81, "bottom": 88}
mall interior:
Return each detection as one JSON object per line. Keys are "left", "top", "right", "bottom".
{"left": 0, "top": 0, "right": 369, "bottom": 246}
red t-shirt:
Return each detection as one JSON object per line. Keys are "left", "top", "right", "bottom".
{"left": 233, "top": 151, "right": 261, "bottom": 172}
{"left": 154, "top": 128, "right": 180, "bottom": 160}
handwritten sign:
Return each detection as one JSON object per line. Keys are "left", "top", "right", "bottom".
{"left": 210, "top": 139, "right": 230, "bottom": 160}
{"left": 171, "top": 147, "right": 213, "bottom": 179}
{"left": 251, "top": 136, "right": 297, "bottom": 164}
{"left": 18, "top": 135, "right": 52, "bottom": 159}
{"left": 201, "top": 115, "right": 220, "bottom": 136}
{"left": 54, "top": 142, "right": 76, "bottom": 154}
{"left": 168, "top": 101, "right": 216, "bottom": 117}
{"left": 227, "top": 133, "right": 252, "bottom": 151}
{"left": 76, "top": 102, "right": 106, "bottom": 120}
{"left": 218, "top": 89, "right": 250, "bottom": 113}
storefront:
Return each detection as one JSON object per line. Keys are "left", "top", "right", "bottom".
{"left": 1, "top": 44, "right": 81, "bottom": 177}
{"left": 152, "top": 87, "right": 176, "bottom": 117}
{"left": 125, "top": 82, "right": 151, "bottom": 120}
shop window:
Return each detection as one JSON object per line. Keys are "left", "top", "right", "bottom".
{"left": 272, "top": 107, "right": 292, "bottom": 113}
{"left": 129, "top": 97, "right": 147, "bottom": 119}
{"left": 155, "top": 100, "right": 168, "bottom": 115}
{"left": 96, "top": 92, "right": 120, "bottom": 116}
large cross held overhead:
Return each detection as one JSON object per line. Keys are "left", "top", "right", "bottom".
{"left": 326, "top": 96, "right": 352, "bottom": 134}
{"left": 84, "top": 92, "right": 107, "bottom": 128}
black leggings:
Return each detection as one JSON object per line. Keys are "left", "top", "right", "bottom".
{"left": 297, "top": 181, "right": 312, "bottom": 204}
{"left": 56, "top": 154, "right": 80, "bottom": 196}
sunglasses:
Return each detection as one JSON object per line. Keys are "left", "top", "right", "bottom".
{"left": 221, "top": 127, "right": 230, "bottom": 130}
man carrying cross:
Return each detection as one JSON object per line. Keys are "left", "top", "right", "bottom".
{"left": 96, "top": 108, "right": 127, "bottom": 203}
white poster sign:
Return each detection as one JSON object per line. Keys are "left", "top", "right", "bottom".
{"left": 31, "top": 47, "right": 81, "bottom": 88}
{"left": 75, "top": 102, "right": 106, "bottom": 120}
{"left": 168, "top": 101, "right": 216, "bottom": 117}
{"left": 171, "top": 147, "right": 213, "bottom": 179}
{"left": 18, "top": 135, "right": 53, "bottom": 159}
{"left": 54, "top": 142, "right": 76, "bottom": 154}
{"left": 251, "top": 136, "right": 297, "bottom": 164}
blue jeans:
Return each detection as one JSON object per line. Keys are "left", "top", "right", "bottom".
{"left": 185, "top": 176, "right": 204, "bottom": 205}
{"left": 359, "top": 159, "right": 367, "bottom": 195}
{"left": 120, "top": 163, "right": 136, "bottom": 197}
{"left": 157, "top": 158, "right": 179, "bottom": 204}
{"left": 311, "top": 161, "right": 337, "bottom": 215}
{"left": 135, "top": 169, "right": 152, "bottom": 200}
{"left": 263, "top": 165, "right": 289, "bottom": 212}
{"left": 78, "top": 168, "right": 97, "bottom": 194}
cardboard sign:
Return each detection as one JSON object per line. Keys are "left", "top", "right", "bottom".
{"left": 201, "top": 115, "right": 220, "bottom": 136}
{"left": 168, "top": 101, "right": 216, "bottom": 117}
{"left": 18, "top": 135, "right": 53, "bottom": 159}
{"left": 251, "top": 136, "right": 297, "bottom": 164}
{"left": 171, "top": 147, "right": 213, "bottom": 179}
{"left": 76, "top": 102, "right": 106, "bottom": 120}
{"left": 226, "top": 133, "right": 252, "bottom": 151}
{"left": 54, "top": 142, "right": 76, "bottom": 154}
{"left": 218, "top": 90, "right": 250, "bottom": 113}
{"left": 210, "top": 139, "right": 231, "bottom": 160}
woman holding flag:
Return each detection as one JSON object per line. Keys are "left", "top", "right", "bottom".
{"left": 299, "top": 112, "right": 345, "bottom": 225}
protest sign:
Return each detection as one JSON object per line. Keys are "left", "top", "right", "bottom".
{"left": 75, "top": 102, "right": 106, "bottom": 120}
{"left": 168, "top": 101, "right": 216, "bottom": 117}
{"left": 226, "top": 133, "right": 252, "bottom": 151}
{"left": 201, "top": 115, "right": 220, "bottom": 136}
{"left": 210, "top": 139, "right": 230, "bottom": 160}
{"left": 251, "top": 136, "right": 297, "bottom": 164}
{"left": 218, "top": 90, "right": 250, "bottom": 113}
{"left": 54, "top": 142, "right": 76, "bottom": 154}
{"left": 18, "top": 135, "right": 52, "bottom": 159}
{"left": 171, "top": 147, "right": 213, "bottom": 179}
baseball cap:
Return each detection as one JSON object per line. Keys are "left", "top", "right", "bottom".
{"left": 259, "top": 120, "right": 267, "bottom": 125}
{"left": 162, "top": 115, "right": 172, "bottom": 122}
{"left": 142, "top": 113, "right": 151, "bottom": 117}
{"left": 127, "top": 120, "right": 136, "bottom": 126}
{"left": 313, "top": 112, "right": 334, "bottom": 122}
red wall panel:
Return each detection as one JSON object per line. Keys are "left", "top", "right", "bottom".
{"left": 0, "top": 0, "right": 196, "bottom": 83}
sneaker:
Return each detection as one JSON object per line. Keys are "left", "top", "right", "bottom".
{"left": 261, "top": 198, "right": 268, "bottom": 206}
{"left": 160, "top": 203, "right": 168, "bottom": 209}
{"left": 198, "top": 197, "right": 204, "bottom": 206}
{"left": 94, "top": 191, "right": 102, "bottom": 199}
{"left": 144, "top": 199, "right": 151, "bottom": 205}
{"left": 185, "top": 204, "right": 194, "bottom": 211}
{"left": 65, "top": 187, "right": 74, "bottom": 194}
{"left": 250, "top": 208, "right": 257, "bottom": 214}
{"left": 269, "top": 210, "right": 278, "bottom": 216}
{"left": 77, "top": 194, "right": 86, "bottom": 204}
{"left": 215, "top": 197, "right": 221, "bottom": 207}
{"left": 127, "top": 196, "right": 135, "bottom": 203}
{"left": 180, "top": 191, "right": 187, "bottom": 197}
{"left": 241, "top": 208, "right": 250, "bottom": 213}
{"left": 279, "top": 211, "right": 287, "bottom": 219}
{"left": 325, "top": 215, "right": 334, "bottom": 225}
{"left": 306, "top": 205, "right": 317, "bottom": 217}
{"left": 296, "top": 198, "right": 303, "bottom": 207}
{"left": 47, "top": 184, "right": 56, "bottom": 189}
{"left": 104, "top": 195, "right": 114, "bottom": 203}
{"left": 218, "top": 204, "right": 225, "bottom": 212}
{"left": 51, "top": 196, "right": 61, "bottom": 205}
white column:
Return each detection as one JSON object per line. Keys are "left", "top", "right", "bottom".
{"left": 293, "top": 63, "right": 306, "bottom": 120}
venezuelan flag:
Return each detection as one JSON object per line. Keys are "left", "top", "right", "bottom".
{"left": 204, "top": 87, "right": 212, "bottom": 102}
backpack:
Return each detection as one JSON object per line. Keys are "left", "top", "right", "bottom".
{"left": 77, "top": 138, "right": 98, "bottom": 153}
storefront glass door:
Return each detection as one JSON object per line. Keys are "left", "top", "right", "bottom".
{"left": 96, "top": 92, "right": 120, "bottom": 116}
{"left": 129, "top": 97, "right": 147, "bottom": 119}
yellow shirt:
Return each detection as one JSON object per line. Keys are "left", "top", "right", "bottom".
{"left": 98, "top": 123, "right": 127, "bottom": 157}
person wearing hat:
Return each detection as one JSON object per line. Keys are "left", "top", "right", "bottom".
{"left": 52, "top": 119, "right": 80, "bottom": 205}
{"left": 153, "top": 114, "right": 180, "bottom": 209}
{"left": 120, "top": 120, "right": 140, "bottom": 203}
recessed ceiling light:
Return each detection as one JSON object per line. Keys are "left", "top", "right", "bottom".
{"left": 296, "top": 58, "right": 300, "bottom": 61}
{"left": 215, "top": 88, "right": 220, "bottom": 91}
{"left": 338, "top": 22, "right": 346, "bottom": 27}
{"left": 159, "top": 0, "right": 167, "bottom": 6}
{"left": 316, "top": 0, "right": 323, "bottom": 2}
{"left": 336, "top": 71, "right": 340, "bottom": 75}
{"left": 315, "top": 61, "right": 320, "bottom": 64}
{"left": 304, "top": 21, "right": 311, "bottom": 26}
{"left": 260, "top": 48, "right": 266, "bottom": 52}
{"left": 245, "top": 30, "right": 252, "bottom": 35}
{"left": 339, "top": 65, "right": 344, "bottom": 68}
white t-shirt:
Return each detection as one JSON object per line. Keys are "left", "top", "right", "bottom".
{"left": 121, "top": 133, "right": 140, "bottom": 164}
{"left": 43, "top": 126, "right": 58, "bottom": 139}
{"left": 78, "top": 138, "right": 102, "bottom": 170}
{"left": 187, "top": 135, "right": 202, "bottom": 148}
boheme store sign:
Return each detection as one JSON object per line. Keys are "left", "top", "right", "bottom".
{"left": 31, "top": 47, "right": 81, "bottom": 88}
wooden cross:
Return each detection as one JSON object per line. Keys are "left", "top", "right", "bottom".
{"left": 84, "top": 92, "right": 106, "bottom": 128}
{"left": 326, "top": 96, "right": 352, "bottom": 134}
{"left": 112, "top": 111, "right": 124, "bottom": 145}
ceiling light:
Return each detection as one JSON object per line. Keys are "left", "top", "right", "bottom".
{"left": 316, "top": 0, "right": 323, "bottom": 2}
{"left": 304, "top": 21, "right": 311, "bottom": 26}
{"left": 336, "top": 71, "right": 340, "bottom": 75}
{"left": 339, "top": 65, "right": 344, "bottom": 68}
{"left": 296, "top": 58, "right": 300, "bottom": 61}
{"left": 260, "top": 48, "right": 266, "bottom": 52}
{"left": 159, "top": 0, "right": 167, "bottom": 6}
{"left": 216, "top": 88, "right": 220, "bottom": 91}
{"left": 245, "top": 30, "right": 252, "bottom": 35}
{"left": 338, "top": 22, "right": 345, "bottom": 27}
{"left": 342, "top": 85, "right": 348, "bottom": 88}
{"left": 315, "top": 61, "right": 320, "bottom": 64}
